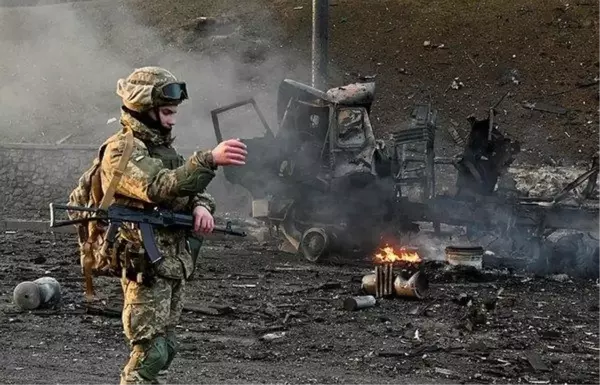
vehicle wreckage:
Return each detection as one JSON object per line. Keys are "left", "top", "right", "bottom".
{"left": 211, "top": 79, "right": 599, "bottom": 264}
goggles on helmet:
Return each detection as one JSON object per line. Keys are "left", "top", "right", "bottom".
{"left": 157, "top": 82, "right": 189, "bottom": 102}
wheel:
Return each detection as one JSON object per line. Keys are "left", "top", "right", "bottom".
{"left": 300, "top": 228, "right": 330, "bottom": 263}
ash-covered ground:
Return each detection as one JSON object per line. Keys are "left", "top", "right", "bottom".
{"left": 0, "top": 231, "right": 598, "bottom": 384}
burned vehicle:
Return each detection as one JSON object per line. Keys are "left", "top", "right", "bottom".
{"left": 212, "top": 79, "right": 598, "bottom": 266}
{"left": 212, "top": 79, "right": 437, "bottom": 261}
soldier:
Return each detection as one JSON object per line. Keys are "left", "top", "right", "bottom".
{"left": 101, "top": 66, "right": 247, "bottom": 384}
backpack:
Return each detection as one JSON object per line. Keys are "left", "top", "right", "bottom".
{"left": 67, "top": 130, "right": 134, "bottom": 300}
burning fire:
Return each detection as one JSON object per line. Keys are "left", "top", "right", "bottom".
{"left": 374, "top": 245, "right": 421, "bottom": 264}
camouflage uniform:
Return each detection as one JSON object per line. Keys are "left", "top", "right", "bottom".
{"left": 102, "top": 67, "right": 217, "bottom": 384}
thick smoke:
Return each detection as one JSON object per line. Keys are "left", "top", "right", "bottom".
{"left": 0, "top": 0, "right": 306, "bottom": 144}
{"left": 0, "top": 0, "right": 310, "bottom": 213}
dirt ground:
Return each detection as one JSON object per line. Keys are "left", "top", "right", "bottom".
{"left": 0, "top": 230, "right": 598, "bottom": 384}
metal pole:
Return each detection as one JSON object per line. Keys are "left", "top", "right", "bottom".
{"left": 311, "top": 0, "right": 329, "bottom": 90}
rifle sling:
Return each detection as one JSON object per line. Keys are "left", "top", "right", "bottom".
{"left": 100, "top": 130, "right": 135, "bottom": 210}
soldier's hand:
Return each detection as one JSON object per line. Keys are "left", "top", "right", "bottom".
{"left": 211, "top": 138, "right": 247, "bottom": 166}
{"left": 193, "top": 206, "right": 214, "bottom": 234}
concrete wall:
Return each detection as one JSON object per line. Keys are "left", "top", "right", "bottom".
{"left": 0, "top": 143, "right": 252, "bottom": 220}
{"left": 0, "top": 143, "right": 97, "bottom": 219}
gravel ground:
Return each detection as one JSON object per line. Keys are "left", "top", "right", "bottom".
{"left": 0, "top": 231, "right": 598, "bottom": 384}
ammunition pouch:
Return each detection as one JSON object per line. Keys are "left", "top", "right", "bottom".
{"left": 121, "top": 245, "right": 157, "bottom": 287}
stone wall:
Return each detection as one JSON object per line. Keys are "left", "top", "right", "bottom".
{"left": 0, "top": 143, "right": 252, "bottom": 220}
{"left": 1, "top": 142, "right": 595, "bottom": 221}
{"left": 0, "top": 143, "right": 97, "bottom": 219}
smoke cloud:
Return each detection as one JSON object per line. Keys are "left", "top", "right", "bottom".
{"left": 0, "top": 0, "right": 307, "bottom": 144}
{"left": 0, "top": 0, "right": 312, "bottom": 213}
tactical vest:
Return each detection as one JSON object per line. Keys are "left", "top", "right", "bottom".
{"left": 144, "top": 141, "right": 204, "bottom": 274}
{"left": 145, "top": 142, "right": 185, "bottom": 170}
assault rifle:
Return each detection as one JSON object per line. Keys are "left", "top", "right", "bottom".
{"left": 49, "top": 202, "right": 247, "bottom": 265}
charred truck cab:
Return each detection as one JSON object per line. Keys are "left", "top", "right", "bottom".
{"left": 212, "top": 80, "right": 597, "bottom": 268}
{"left": 212, "top": 79, "right": 437, "bottom": 261}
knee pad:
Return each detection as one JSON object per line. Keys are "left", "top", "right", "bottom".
{"left": 135, "top": 336, "right": 169, "bottom": 381}
{"left": 163, "top": 330, "right": 178, "bottom": 370}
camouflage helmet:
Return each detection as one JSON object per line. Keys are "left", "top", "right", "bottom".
{"left": 116, "top": 66, "right": 188, "bottom": 112}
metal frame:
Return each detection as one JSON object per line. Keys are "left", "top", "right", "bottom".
{"left": 211, "top": 98, "right": 273, "bottom": 143}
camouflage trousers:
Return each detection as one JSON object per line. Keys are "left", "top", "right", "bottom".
{"left": 120, "top": 275, "right": 186, "bottom": 384}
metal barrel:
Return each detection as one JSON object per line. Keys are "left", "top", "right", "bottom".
{"left": 375, "top": 263, "right": 394, "bottom": 298}
{"left": 13, "top": 276, "right": 61, "bottom": 310}
{"left": 343, "top": 295, "right": 376, "bottom": 311}
{"left": 361, "top": 273, "right": 376, "bottom": 295}
{"left": 393, "top": 271, "right": 429, "bottom": 299}
{"left": 445, "top": 246, "right": 484, "bottom": 269}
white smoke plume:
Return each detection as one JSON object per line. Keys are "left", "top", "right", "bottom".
{"left": 0, "top": 0, "right": 311, "bottom": 213}
{"left": 0, "top": 0, "right": 308, "bottom": 145}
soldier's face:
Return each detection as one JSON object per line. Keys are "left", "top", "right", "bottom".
{"left": 155, "top": 106, "right": 178, "bottom": 130}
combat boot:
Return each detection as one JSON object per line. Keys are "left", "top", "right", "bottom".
{"left": 120, "top": 371, "right": 159, "bottom": 385}
{"left": 156, "top": 369, "right": 169, "bottom": 384}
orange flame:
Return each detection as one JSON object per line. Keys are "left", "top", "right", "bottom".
{"left": 374, "top": 245, "right": 421, "bottom": 264}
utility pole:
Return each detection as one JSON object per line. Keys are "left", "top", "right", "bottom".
{"left": 311, "top": 0, "right": 329, "bottom": 90}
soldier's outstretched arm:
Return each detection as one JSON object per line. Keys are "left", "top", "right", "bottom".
{"left": 186, "top": 138, "right": 246, "bottom": 213}
{"left": 102, "top": 137, "right": 217, "bottom": 204}
{"left": 191, "top": 191, "right": 216, "bottom": 214}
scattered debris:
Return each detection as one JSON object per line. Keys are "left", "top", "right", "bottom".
{"left": 179, "top": 16, "right": 218, "bottom": 31}
{"left": 260, "top": 331, "right": 286, "bottom": 341}
{"left": 454, "top": 293, "right": 474, "bottom": 306}
{"left": 183, "top": 303, "right": 233, "bottom": 316}
{"left": 445, "top": 246, "right": 483, "bottom": 269}
{"left": 85, "top": 305, "right": 121, "bottom": 318}
{"left": 525, "top": 351, "right": 551, "bottom": 372}
{"left": 423, "top": 41, "right": 447, "bottom": 49}
{"left": 343, "top": 295, "right": 376, "bottom": 311}
{"left": 31, "top": 256, "right": 46, "bottom": 264}
{"left": 524, "top": 377, "right": 550, "bottom": 384}
{"left": 434, "top": 367, "right": 453, "bottom": 376}
{"left": 548, "top": 77, "right": 599, "bottom": 96}
{"left": 464, "top": 51, "right": 477, "bottom": 66}
{"left": 548, "top": 273, "right": 570, "bottom": 282}
{"left": 362, "top": 247, "right": 429, "bottom": 300}
{"left": 498, "top": 68, "right": 521, "bottom": 85}
{"left": 55, "top": 133, "right": 73, "bottom": 145}
{"left": 522, "top": 101, "right": 568, "bottom": 115}
{"left": 106, "top": 117, "right": 117, "bottom": 125}
{"left": 446, "top": 122, "right": 466, "bottom": 146}
{"left": 450, "top": 78, "right": 465, "bottom": 90}
{"left": 13, "top": 276, "right": 61, "bottom": 310}
{"left": 264, "top": 266, "right": 316, "bottom": 273}
{"left": 394, "top": 271, "right": 429, "bottom": 299}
